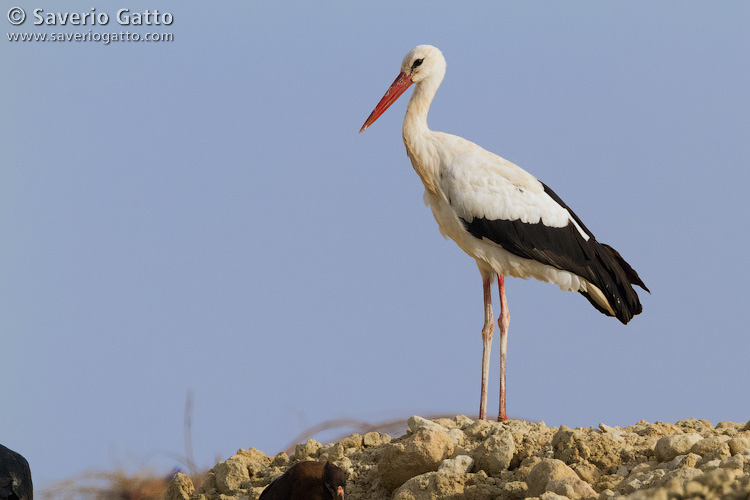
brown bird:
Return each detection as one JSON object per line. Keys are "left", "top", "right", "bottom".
{"left": 0, "top": 444, "right": 33, "bottom": 500}
{"left": 259, "top": 461, "right": 345, "bottom": 500}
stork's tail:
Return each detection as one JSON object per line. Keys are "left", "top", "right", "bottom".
{"left": 579, "top": 243, "right": 650, "bottom": 324}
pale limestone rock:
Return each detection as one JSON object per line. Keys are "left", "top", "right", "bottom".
{"left": 407, "top": 415, "right": 443, "bottom": 432}
{"left": 700, "top": 459, "right": 721, "bottom": 471}
{"left": 292, "top": 439, "right": 321, "bottom": 460}
{"left": 658, "top": 466, "right": 703, "bottom": 490}
{"left": 728, "top": 436, "right": 750, "bottom": 455}
{"left": 438, "top": 455, "right": 474, "bottom": 475}
{"left": 165, "top": 472, "right": 194, "bottom": 500}
{"left": 654, "top": 433, "right": 703, "bottom": 462}
{"left": 339, "top": 433, "right": 363, "bottom": 450}
{"left": 719, "top": 454, "right": 745, "bottom": 471}
{"left": 552, "top": 426, "right": 626, "bottom": 471}
{"left": 546, "top": 476, "right": 597, "bottom": 500}
{"left": 463, "top": 420, "right": 496, "bottom": 440}
{"left": 526, "top": 458, "right": 579, "bottom": 497}
{"left": 271, "top": 452, "right": 288, "bottom": 466}
{"left": 214, "top": 457, "right": 250, "bottom": 495}
{"left": 572, "top": 461, "right": 600, "bottom": 485}
{"left": 453, "top": 415, "right": 474, "bottom": 429}
{"left": 378, "top": 425, "right": 455, "bottom": 490}
{"left": 446, "top": 428, "right": 466, "bottom": 448}
{"left": 473, "top": 430, "right": 515, "bottom": 475}
{"left": 363, "top": 431, "right": 390, "bottom": 447}
{"left": 690, "top": 435, "right": 731, "bottom": 456}
{"left": 539, "top": 492, "right": 571, "bottom": 500}
{"left": 391, "top": 471, "right": 465, "bottom": 500}
{"left": 503, "top": 480, "right": 528, "bottom": 500}
{"left": 664, "top": 452, "right": 699, "bottom": 470}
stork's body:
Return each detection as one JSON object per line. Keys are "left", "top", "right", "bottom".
{"left": 360, "top": 45, "right": 648, "bottom": 421}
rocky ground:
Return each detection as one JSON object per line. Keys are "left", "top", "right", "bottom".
{"left": 165, "top": 416, "right": 750, "bottom": 500}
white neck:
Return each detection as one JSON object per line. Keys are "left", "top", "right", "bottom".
{"left": 403, "top": 78, "right": 439, "bottom": 143}
{"left": 402, "top": 77, "right": 442, "bottom": 195}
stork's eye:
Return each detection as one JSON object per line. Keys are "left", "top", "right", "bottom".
{"left": 412, "top": 58, "right": 424, "bottom": 69}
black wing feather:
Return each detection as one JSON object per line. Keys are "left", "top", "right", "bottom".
{"left": 460, "top": 182, "right": 648, "bottom": 324}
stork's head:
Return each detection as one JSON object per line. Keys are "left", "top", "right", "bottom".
{"left": 400, "top": 45, "right": 446, "bottom": 85}
{"left": 360, "top": 45, "right": 446, "bottom": 133}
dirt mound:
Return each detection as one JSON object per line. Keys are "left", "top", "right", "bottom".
{"left": 166, "top": 416, "right": 750, "bottom": 500}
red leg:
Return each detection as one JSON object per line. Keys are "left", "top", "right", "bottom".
{"left": 479, "top": 276, "right": 494, "bottom": 421}
{"left": 497, "top": 274, "right": 510, "bottom": 422}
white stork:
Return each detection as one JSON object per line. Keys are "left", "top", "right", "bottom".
{"left": 359, "top": 45, "right": 648, "bottom": 422}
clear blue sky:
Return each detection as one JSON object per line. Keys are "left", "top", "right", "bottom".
{"left": 3, "top": 0, "right": 749, "bottom": 491}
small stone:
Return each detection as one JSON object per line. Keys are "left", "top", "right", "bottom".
{"left": 546, "top": 476, "right": 597, "bottom": 500}
{"left": 598, "top": 423, "right": 624, "bottom": 442}
{"left": 719, "top": 454, "right": 744, "bottom": 471}
{"left": 632, "top": 420, "right": 679, "bottom": 437}
{"left": 446, "top": 428, "right": 465, "bottom": 448}
{"left": 378, "top": 425, "right": 455, "bottom": 490}
{"left": 438, "top": 454, "right": 474, "bottom": 474}
{"left": 593, "top": 474, "right": 619, "bottom": 492}
{"left": 503, "top": 481, "right": 528, "bottom": 500}
{"left": 473, "top": 430, "right": 515, "bottom": 475}
{"left": 453, "top": 414, "right": 474, "bottom": 429}
{"left": 620, "top": 476, "right": 643, "bottom": 494}
{"left": 463, "top": 419, "right": 496, "bottom": 439}
{"left": 690, "top": 435, "right": 731, "bottom": 456}
{"left": 665, "top": 453, "right": 700, "bottom": 470}
{"left": 539, "top": 492, "right": 571, "bottom": 500}
{"left": 272, "top": 452, "right": 288, "bottom": 466}
{"left": 573, "top": 462, "right": 600, "bottom": 485}
{"left": 599, "top": 423, "right": 616, "bottom": 433}
{"left": 338, "top": 434, "right": 363, "bottom": 450}
{"left": 699, "top": 459, "right": 721, "bottom": 471}
{"left": 658, "top": 466, "right": 702, "bottom": 490}
{"left": 676, "top": 418, "right": 713, "bottom": 433}
{"left": 213, "top": 457, "right": 250, "bottom": 494}
{"left": 392, "top": 471, "right": 466, "bottom": 500}
{"left": 716, "top": 421, "right": 742, "bottom": 430}
{"left": 363, "top": 431, "right": 390, "bottom": 447}
{"left": 334, "top": 456, "right": 352, "bottom": 472}
{"left": 407, "top": 415, "right": 443, "bottom": 432}
{"left": 292, "top": 439, "right": 321, "bottom": 460}
{"left": 654, "top": 433, "right": 703, "bottom": 462}
{"left": 434, "top": 418, "right": 456, "bottom": 429}
{"left": 699, "top": 444, "right": 731, "bottom": 464}
{"left": 728, "top": 436, "right": 750, "bottom": 455}
{"left": 526, "top": 458, "right": 579, "bottom": 497}
{"left": 324, "top": 443, "right": 345, "bottom": 461}
{"left": 165, "top": 472, "right": 194, "bottom": 500}
{"left": 598, "top": 488, "right": 616, "bottom": 500}
{"left": 629, "top": 462, "right": 654, "bottom": 476}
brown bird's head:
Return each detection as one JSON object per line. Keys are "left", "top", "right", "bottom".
{"left": 322, "top": 461, "right": 345, "bottom": 500}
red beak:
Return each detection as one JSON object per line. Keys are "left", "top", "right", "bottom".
{"left": 337, "top": 485, "right": 344, "bottom": 499}
{"left": 359, "top": 72, "right": 413, "bottom": 133}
